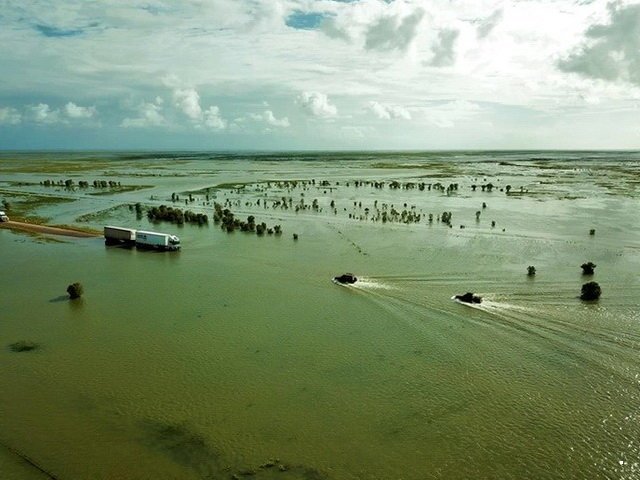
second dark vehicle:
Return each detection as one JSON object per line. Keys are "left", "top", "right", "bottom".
{"left": 333, "top": 273, "right": 358, "bottom": 285}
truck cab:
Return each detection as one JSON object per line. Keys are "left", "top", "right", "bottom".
{"left": 0, "top": 210, "right": 8, "bottom": 222}
{"left": 169, "top": 235, "right": 181, "bottom": 249}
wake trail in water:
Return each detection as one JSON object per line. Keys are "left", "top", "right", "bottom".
{"left": 347, "top": 277, "right": 396, "bottom": 291}
{"left": 341, "top": 276, "right": 640, "bottom": 378}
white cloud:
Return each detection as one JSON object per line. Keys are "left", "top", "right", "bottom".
{"left": 1, "top": 1, "right": 639, "bottom": 147}
{"left": 164, "top": 77, "right": 226, "bottom": 129}
{"left": 173, "top": 87, "right": 203, "bottom": 121}
{"left": 0, "top": 107, "right": 22, "bottom": 125}
{"left": 429, "top": 29, "right": 459, "bottom": 67}
{"left": 297, "top": 91, "right": 337, "bottom": 118}
{"left": 558, "top": 2, "right": 640, "bottom": 85}
{"left": 367, "top": 101, "right": 411, "bottom": 120}
{"left": 320, "top": 3, "right": 427, "bottom": 54}
{"left": 30, "top": 103, "right": 60, "bottom": 124}
{"left": 364, "top": 8, "right": 425, "bottom": 53}
{"left": 250, "top": 110, "right": 290, "bottom": 127}
{"left": 121, "top": 98, "right": 165, "bottom": 128}
{"left": 476, "top": 9, "right": 503, "bottom": 39}
{"left": 65, "top": 102, "right": 97, "bottom": 119}
{"left": 203, "top": 106, "right": 226, "bottom": 130}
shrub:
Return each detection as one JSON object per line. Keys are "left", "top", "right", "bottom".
{"left": 581, "top": 262, "right": 596, "bottom": 275}
{"left": 527, "top": 266, "right": 536, "bottom": 276}
{"left": 580, "top": 281, "right": 601, "bottom": 301}
{"left": 67, "top": 282, "right": 84, "bottom": 299}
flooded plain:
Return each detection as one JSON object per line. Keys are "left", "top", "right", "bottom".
{"left": 1, "top": 151, "right": 639, "bottom": 479}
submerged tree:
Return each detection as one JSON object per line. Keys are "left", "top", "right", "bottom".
{"left": 581, "top": 262, "right": 596, "bottom": 275}
{"left": 67, "top": 282, "right": 84, "bottom": 300}
{"left": 580, "top": 281, "right": 601, "bottom": 301}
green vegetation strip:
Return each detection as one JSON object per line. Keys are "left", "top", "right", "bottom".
{"left": 75, "top": 204, "right": 129, "bottom": 223}
{"left": 1, "top": 191, "right": 75, "bottom": 224}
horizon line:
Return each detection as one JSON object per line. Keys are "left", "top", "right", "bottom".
{"left": 2, "top": 148, "right": 640, "bottom": 154}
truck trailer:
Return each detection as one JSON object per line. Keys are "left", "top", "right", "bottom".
{"left": 135, "top": 230, "right": 181, "bottom": 251}
{"left": 104, "top": 226, "right": 136, "bottom": 245}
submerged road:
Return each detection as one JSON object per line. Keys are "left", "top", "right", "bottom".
{"left": 0, "top": 220, "right": 99, "bottom": 238}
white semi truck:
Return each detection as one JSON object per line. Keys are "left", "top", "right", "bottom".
{"left": 104, "top": 226, "right": 180, "bottom": 251}
{"left": 135, "top": 230, "right": 181, "bottom": 251}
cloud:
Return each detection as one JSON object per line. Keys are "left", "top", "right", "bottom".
{"left": 477, "top": 9, "right": 503, "bottom": 39}
{"left": 297, "top": 91, "right": 338, "bottom": 118}
{"left": 30, "top": 103, "right": 60, "bottom": 124}
{"left": 1, "top": 1, "right": 637, "bottom": 148}
{"left": 203, "top": 106, "right": 226, "bottom": 130}
{"left": 250, "top": 110, "right": 290, "bottom": 127}
{"left": 121, "top": 97, "right": 165, "bottom": 128}
{"left": 173, "top": 87, "right": 203, "bottom": 121}
{"left": 321, "top": 16, "right": 352, "bottom": 42}
{"left": 65, "top": 102, "right": 97, "bottom": 119}
{"left": 364, "top": 8, "right": 425, "bottom": 52}
{"left": 5, "top": 102, "right": 96, "bottom": 125}
{"left": 321, "top": 4, "right": 425, "bottom": 53}
{"left": 558, "top": 3, "right": 640, "bottom": 85}
{"left": 35, "top": 24, "right": 85, "bottom": 38}
{"left": 367, "top": 101, "right": 411, "bottom": 120}
{"left": 429, "top": 29, "right": 459, "bottom": 67}
{"left": 164, "top": 78, "right": 226, "bottom": 129}
{"left": 0, "top": 107, "right": 22, "bottom": 125}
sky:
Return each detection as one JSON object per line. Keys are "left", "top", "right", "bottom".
{"left": 1, "top": 0, "right": 640, "bottom": 150}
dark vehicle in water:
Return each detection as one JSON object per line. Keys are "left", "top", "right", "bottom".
{"left": 333, "top": 273, "right": 358, "bottom": 285}
{"left": 453, "top": 292, "right": 482, "bottom": 304}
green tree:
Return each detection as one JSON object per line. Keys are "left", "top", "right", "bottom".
{"left": 527, "top": 266, "right": 536, "bottom": 276}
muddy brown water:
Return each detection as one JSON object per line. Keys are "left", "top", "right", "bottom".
{"left": 1, "top": 151, "right": 639, "bottom": 479}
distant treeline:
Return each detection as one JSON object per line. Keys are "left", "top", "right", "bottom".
{"left": 213, "top": 202, "right": 281, "bottom": 235}
{"left": 146, "top": 204, "right": 208, "bottom": 225}
{"left": 41, "top": 179, "right": 122, "bottom": 188}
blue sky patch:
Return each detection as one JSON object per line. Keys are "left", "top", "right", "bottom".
{"left": 285, "top": 12, "right": 327, "bottom": 30}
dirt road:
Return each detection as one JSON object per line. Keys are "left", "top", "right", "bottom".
{"left": 0, "top": 221, "right": 99, "bottom": 238}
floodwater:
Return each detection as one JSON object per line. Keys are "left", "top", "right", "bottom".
{"left": 1, "top": 151, "right": 639, "bottom": 479}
